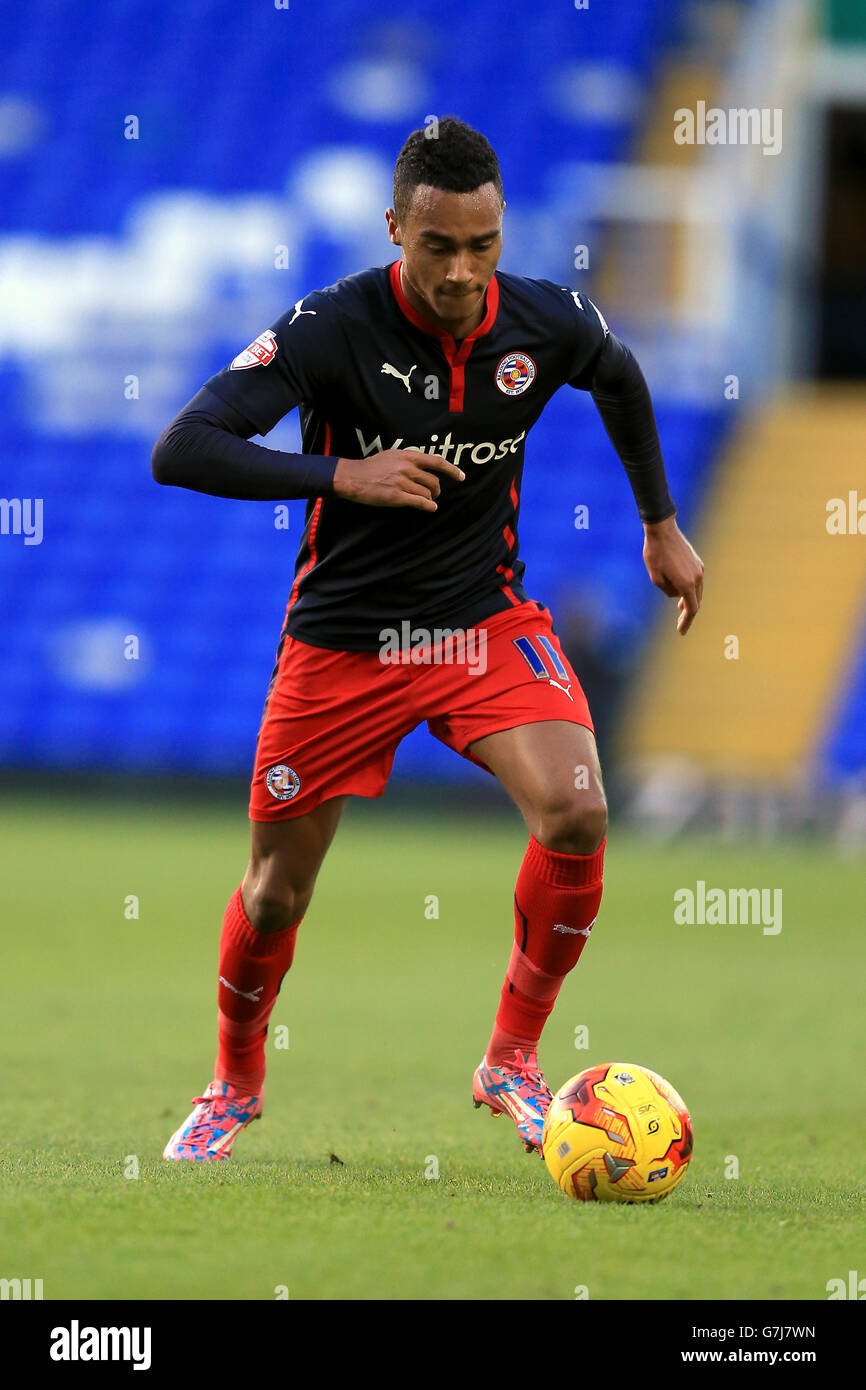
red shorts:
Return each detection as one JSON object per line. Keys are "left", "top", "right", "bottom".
{"left": 249, "top": 599, "right": 594, "bottom": 821}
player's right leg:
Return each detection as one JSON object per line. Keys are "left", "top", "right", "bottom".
{"left": 164, "top": 619, "right": 415, "bottom": 1162}
{"left": 163, "top": 799, "right": 346, "bottom": 1161}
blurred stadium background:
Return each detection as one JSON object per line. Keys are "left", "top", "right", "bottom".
{"left": 1, "top": 0, "right": 865, "bottom": 842}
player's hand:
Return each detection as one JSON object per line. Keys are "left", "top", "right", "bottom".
{"left": 333, "top": 450, "right": 465, "bottom": 512}
{"left": 642, "top": 515, "right": 704, "bottom": 636}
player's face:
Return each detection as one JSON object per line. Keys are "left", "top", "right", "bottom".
{"left": 387, "top": 183, "right": 503, "bottom": 330}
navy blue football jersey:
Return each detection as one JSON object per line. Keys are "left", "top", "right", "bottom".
{"left": 204, "top": 260, "right": 609, "bottom": 650}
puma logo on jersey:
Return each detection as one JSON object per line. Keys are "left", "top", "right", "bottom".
{"left": 289, "top": 299, "right": 317, "bottom": 325}
{"left": 381, "top": 362, "right": 417, "bottom": 393}
{"left": 548, "top": 678, "right": 574, "bottom": 701}
{"left": 219, "top": 976, "right": 264, "bottom": 1003}
{"left": 563, "top": 288, "right": 609, "bottom": 336}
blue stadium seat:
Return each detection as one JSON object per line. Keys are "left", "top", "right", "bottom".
{"left": 0, "top": 0, "right": 739, "bottom": 781}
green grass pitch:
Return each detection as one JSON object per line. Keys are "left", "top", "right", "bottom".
{"left": 1, "top": 792, "right": 863, "bottom": 1301}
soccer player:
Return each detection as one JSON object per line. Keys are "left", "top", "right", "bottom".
{"left": 152, "top": 118, "right": 703, "bottom": 1161}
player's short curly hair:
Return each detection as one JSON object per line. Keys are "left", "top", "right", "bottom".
{"left": 393, "top": 116, "right": 504, "bottom": 222}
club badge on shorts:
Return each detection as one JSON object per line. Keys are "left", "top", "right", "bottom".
{"left": 495, "top": 352, "right": 536, "bottom": 396}
{"left": 266, "top": 764, "right": 301, "bottom": 801}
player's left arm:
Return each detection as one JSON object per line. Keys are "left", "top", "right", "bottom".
{"left": 567, "top": 293, "right": 704, "bottom": 636}
{"left": 641, "top": 513, "right": 704, "bottom": 636}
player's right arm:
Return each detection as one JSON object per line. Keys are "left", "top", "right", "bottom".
{"left": 151, "top": 291, "right": 462, "bottom": 510}
{"left": 151, "top": 387, "right": 460, "bottom": 510}
{"left": 332, "top": 452, "right": 463, "bottom": 512}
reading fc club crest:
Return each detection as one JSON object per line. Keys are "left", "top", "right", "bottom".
{"left": 231, "top": 330, "right": 278, "bottom": 370}
{"left": 266, "top": 764, "right": 301, "bottom": 801}
{"left": 495, "top": 351, "right": 537, "bottom": 396}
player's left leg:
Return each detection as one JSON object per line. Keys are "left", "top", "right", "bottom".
{"left": 421, "top": 600, "right": 606, "bottom": 1153}
{"left": 469, "top": 717, "right": 607, "bottom": 853}
{"left": 468, "top": 720, "right": 607, "bottom": 1154}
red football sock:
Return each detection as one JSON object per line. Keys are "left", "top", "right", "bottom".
{"left": 214, "top": 885, "right": 300, "bottom": 1094}
{"left": 486, "top": 834, "right": 605, "bottom": 1065}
